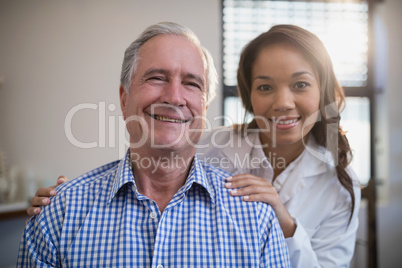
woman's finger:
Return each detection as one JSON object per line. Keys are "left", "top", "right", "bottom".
{"left": 226, "top": 174, "right": 266, "bottom": 182}
{"left": 229, "top": 184, "right": 276, "bottom": 197}
{"left": 29, "top": 196, "right": 51, "bottom": 207}
{"left": 25, "top": 175, "right": 68, "bottom": 221}
{"left": 26, "top": 206, "right": 41, "bottom": 217}
{"left": 57, "top": 176, "right": 68, "bottom": 185}
{"left": 35, "top": 187, "right": 57, "bottom": 198}
{"left": 241, "top": 193, "right": 273, "bottom": 203}
{"left": 225, "top": 175, "right": 269, "bottom": 189}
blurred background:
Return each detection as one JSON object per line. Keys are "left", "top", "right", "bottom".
{"left": 0, "top": 0, "right": 401, "bottom": 267}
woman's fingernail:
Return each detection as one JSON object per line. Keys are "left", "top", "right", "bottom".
{"left": 230, "top": 189, "right": 237, "bottom": 195}
{"left": 226, "top": 176, "right": 232, "bottom": 181}
{"left": 224, "top": 182, "right": 232, "bottom": 188}
{"left": 242, "top": 196, "right": 250, "bottom": 201}
{"left": 34, "top": 208, "right": 40, "bottom": 214}
{"left": 50, "top": 190, "right": 56, "bottom": 196}
{"left": 42, "top": 199, "right": 49, "bottom": 205}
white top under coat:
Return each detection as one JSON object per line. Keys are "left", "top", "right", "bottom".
{"left": 196, "top": 126, "right": 361, "bottom": 268}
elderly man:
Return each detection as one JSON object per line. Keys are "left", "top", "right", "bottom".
{"left": 18, "top": 22, "right": 290, "bottom": 267}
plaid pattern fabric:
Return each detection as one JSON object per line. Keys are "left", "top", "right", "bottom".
{"left": 17, "top": 150, "right": 291, "bottom": 267}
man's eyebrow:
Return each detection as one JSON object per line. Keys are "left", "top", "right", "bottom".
{"left": 143, "top": 68, "right": 169, "bottom": 77}
{"left": 185, "top": 73, "right": 205, "bottom": 87}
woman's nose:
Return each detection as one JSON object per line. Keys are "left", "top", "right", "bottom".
{"left": 272, "top": 88, "right": 295, "bottom": 111}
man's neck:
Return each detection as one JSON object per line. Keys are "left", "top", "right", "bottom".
{"left": 129, "top": 148, "right": 194, "bottom": 213}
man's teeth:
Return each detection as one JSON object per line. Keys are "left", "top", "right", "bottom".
{"left": 153, "top": 115, "right": 187, "bottom": 123}
{"left": 277, "top": 118, "right": 299, "bottom": 125}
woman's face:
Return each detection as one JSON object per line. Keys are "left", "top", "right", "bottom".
{"left": 250, "top": 43, "right": 320, "bottom": 148}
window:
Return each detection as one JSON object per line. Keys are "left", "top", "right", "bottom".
{"left": 222, "top": 0, "right": 371, "bottom": 185}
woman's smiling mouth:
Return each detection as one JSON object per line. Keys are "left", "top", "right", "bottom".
{"left": 276, "top": 118, "right": 300, "bottom": 125}
{"left": 270, "top": 117, "right": 301, "bottom": 129}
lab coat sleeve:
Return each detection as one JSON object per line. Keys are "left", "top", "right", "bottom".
{"left": 286, "top": 184, "right": 361, "bottom": 268}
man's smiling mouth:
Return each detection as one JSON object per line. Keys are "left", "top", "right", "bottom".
{"left": 150, "top": 114, "right": 189, "bottom": 123}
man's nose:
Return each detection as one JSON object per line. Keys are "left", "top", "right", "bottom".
{"left": 160, "top": 80, "right": 186, "bottom": 106}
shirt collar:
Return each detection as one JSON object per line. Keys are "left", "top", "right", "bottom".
{"left": 107, "top": 150, "right": 136, "bottom": 204}
{"left": 107, "top": 150, "right": 215, "bottom": 205}
{"left": 173, "top": 155, "right": 216, "bottom": 205}
{"left": 301, "top": 135, "right": 335, "bottom": 177}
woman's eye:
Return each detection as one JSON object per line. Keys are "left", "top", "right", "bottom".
{"left": 257, "top": 85, "right": 272, "bottom": 91}
{"left": 294, "top": 82, "right": 309, "bottom": 89}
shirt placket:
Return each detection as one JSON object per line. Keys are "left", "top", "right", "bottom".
{"left": 135, "top": 197, "right": 161, "bottom": 267}
{"left": 150, "top": 191, "right": 188, "bottom": 268}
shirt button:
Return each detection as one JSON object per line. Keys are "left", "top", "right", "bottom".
{"left": 274, "top": 183, "right": 281, "bottom": 192}
{"left": 157, "top": 265, "right": 163, "bottom": 268}
{"left": 150, "top": 212, "right": 157, "bottom": 219}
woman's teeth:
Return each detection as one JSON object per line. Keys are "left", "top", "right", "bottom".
{"left": 277, "top": 118, "right": 299, "bottom": 125}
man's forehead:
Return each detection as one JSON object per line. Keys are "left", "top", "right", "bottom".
{"left": 137, "top": 35, "right": 207, "bottom": 78}
{"left": 139, "top": 35, "right": 204, "bottom": 61}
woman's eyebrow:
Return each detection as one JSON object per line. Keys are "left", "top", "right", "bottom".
{"left": 252, "top": 75, "right": 273, "bottom": 81}
{"left": 292, "top": 71, "right": 314, "bottom": 78}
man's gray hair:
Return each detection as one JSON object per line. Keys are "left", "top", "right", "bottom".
{"left": 120, "top": 22, "right": 217, "bottom": 104}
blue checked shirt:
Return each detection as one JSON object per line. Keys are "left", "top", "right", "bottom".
{"left": 18, "top": 150, "right": 291, "bottom": 267}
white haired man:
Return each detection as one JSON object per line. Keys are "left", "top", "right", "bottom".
{"left": 18, "top": 22, "right": 290, "bottom": 267}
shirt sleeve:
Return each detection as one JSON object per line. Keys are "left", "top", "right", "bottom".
{"left": 286, "top": 184, "right": 361, "bottom": 268}
{"left": 259, "top": 204, "right": 292, "bottom": 267}
{"left": 17, "top": 193, "right": 65, "bottom": 267}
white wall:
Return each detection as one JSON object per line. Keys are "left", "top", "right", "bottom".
{"left": 0, "top": 0, "right": 222, "bottom": 183}
{"left": 1, "top": 0, "right": 401, "bottom": 267}
{"left": 0, "top": 0, "right": 221, "bottom": 266}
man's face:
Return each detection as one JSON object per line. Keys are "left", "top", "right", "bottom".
{"left": 120, "top": 34, "right": 208, "bottom": 155}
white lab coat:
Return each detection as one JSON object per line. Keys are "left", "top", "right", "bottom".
{"left": 196, "top": 126, "right": 361, "bottom": 268}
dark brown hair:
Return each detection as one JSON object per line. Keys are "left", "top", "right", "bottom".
{"left": 237, "top": 24, "right": 356, "bottom": 221}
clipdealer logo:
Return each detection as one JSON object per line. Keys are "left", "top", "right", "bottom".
{"left": 64, "top": 102, "right": 128, "bottom": 155}
{"left": 64, "top": 101, "right": 339, "bottom": 167}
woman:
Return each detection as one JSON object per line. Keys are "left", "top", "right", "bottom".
{"left": 27, "top": 25, "right": 360, "bottom": 267}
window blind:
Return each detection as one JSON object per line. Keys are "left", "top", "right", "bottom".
{"left": 223, "top": 0, "right": 369, "bottom": 87}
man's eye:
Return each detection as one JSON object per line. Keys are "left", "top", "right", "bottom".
{"left": 148, "top": 76, "right": 164, "bottom": 81}
{"left": 188, "top": 82, "right": 201, "bottom": 89}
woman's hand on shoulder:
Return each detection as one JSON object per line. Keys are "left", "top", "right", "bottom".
{"left": 224, "top": 174, "right": 296, "bottom": 238}
{"left": 26, "top": 176, "right": 68, "bottom": 217}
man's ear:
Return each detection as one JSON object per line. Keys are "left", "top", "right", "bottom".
{"left": 119, "top": 85, "right": 128, "bottom": 120}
